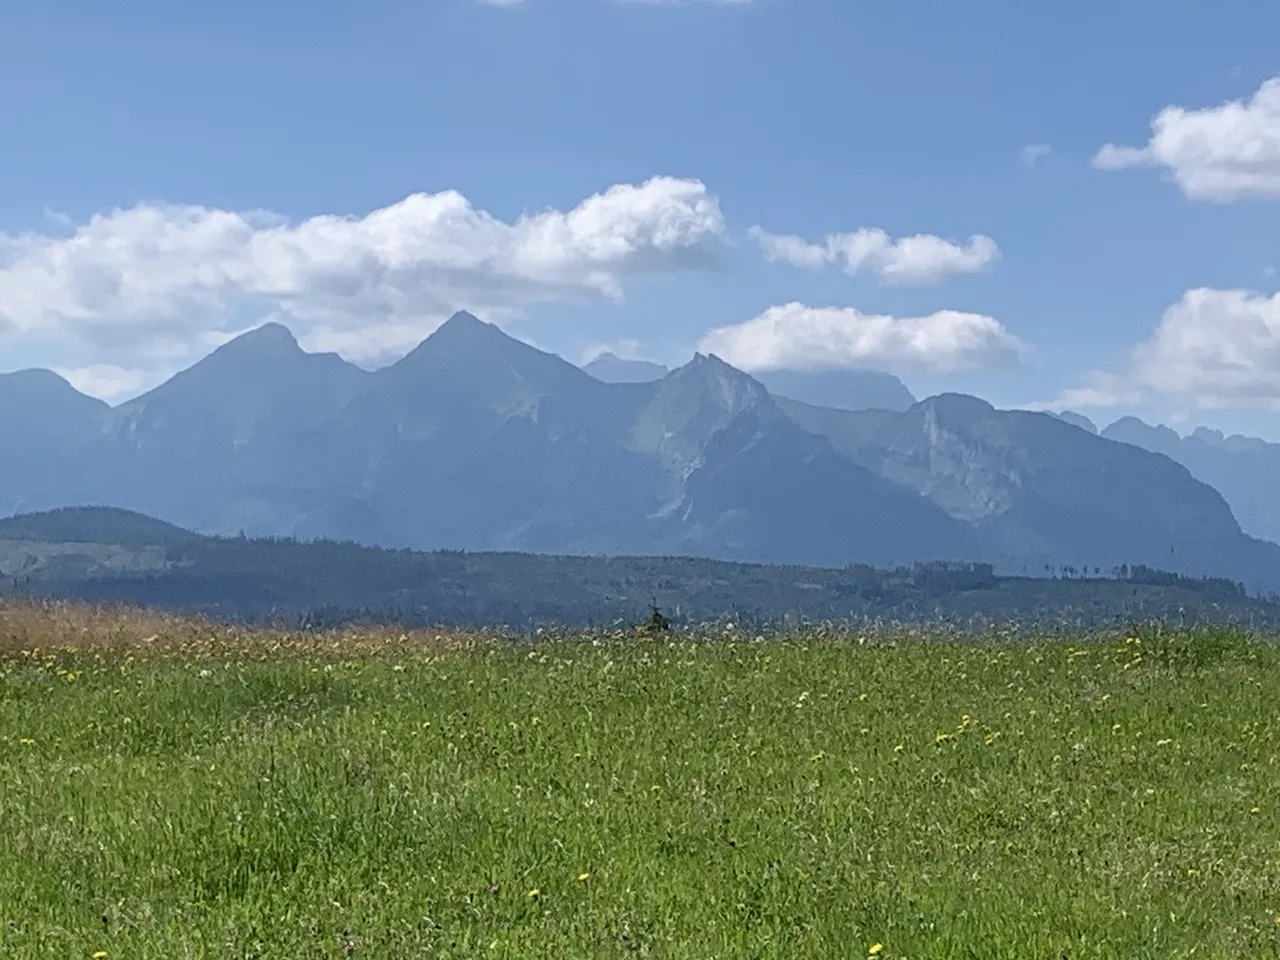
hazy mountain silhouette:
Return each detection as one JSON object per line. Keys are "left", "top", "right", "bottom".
{"left": 582, "top": 352, "right": 670, "bottom": 384}
{"left": 1054, "top": 410, "right": 1098, "bottom": 434}
{"left": 751, "top": 368, "right": 916, "bottom": 412}
{"left": 780, "top": 394, "right": 1280, "bottom": 590}
{"left": 55, "top": 324, "right": 380, "bottom": 541}
{"left": 5, "top": 314, "right": 1279, "bottom": 587}
{"left": 0, "top": 369, "right": 108, "bottom": 516}
{"left": 303, "top": 317, "right": 965, "bottom": 561}
{"left": 583, "top": 351, "right": 917, "bottom": 411}
{"left": 1103, "top": 417, "right": 1280, "bottom": 547}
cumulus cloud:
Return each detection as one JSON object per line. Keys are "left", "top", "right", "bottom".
{"left": 748, "top": 225, "right": 999, "bottom": 285}
{"left": 54, "top": 365, "right": 154, "bottom": 403}
{"left": 696, "top": 302, "right": 1025, "bottom": 373}
{"left": 1042, "top": 288, "right": 1280, "bottom": 411}
{"left": 1028, "top": 375, "right": 1142, "bottom": 413}
{"left": 1092, "top": 76, "right": 1280, "bottom": 200}
{"left": 0, "top": 176, "right": 724, "bottom": 394}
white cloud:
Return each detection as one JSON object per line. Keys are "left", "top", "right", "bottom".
{"left": 1043, "top": 288, "right": 1280, "bottom": 411}
{"left": 1092, "top": 76, "right": 1280, "bottom": 200}
{"left": 1027, "top": 375, "right": 1142, "bottom": 413}
{"left": 748, "top": 225, "right": 999, "bottom": 285}
{"left": 54, "top": 365, "right": 155, "bottom": 402}
{"left": 1132, "top": 288, "right": 1280, "bottom": 405}
{"left": 1021, "top": 144, "right": 1051, "bottom": 167}
{"left": 0, "top": 176, "right": 724, "bottom": 393}
{"left": 697, "top": 302, "right": 1025, "bottom": 373}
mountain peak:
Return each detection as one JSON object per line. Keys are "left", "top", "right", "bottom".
{"left": 689, "top": 352, "right": 729, "bottom": 368}
{"left": 631, "top": 353, "right": 778, "bottom": 468}
{"left": 434, "top": 310, "right": 491, "bottom": 338}
{"left": 582, "top": 353, "right": 670, "bottom": 384}
{"left": 678, "top": 352, "right": 761, "bottom": 385}
{"left": 915, "top": 393, "right": 995, "bottom": 421}
{"left": 1102, "top": 416, "right": 1182, "bottom": 455}
{"left": 0, "top": 367, "right": 107, "bottom": 410}
{"left": 1054, "top": 410, "right": 1098, "bottom": 434}
{"left": 394, "top": 312, "right": 537, "bottom": 374}
{"left": 445, "top": 309, "right": 483, "bottom": 325}
{"left": 1190, "top": 426, "right": 1226, "bottom": 444}
{"left": 214, "top": 322, "right": 303, "bottom": 360}
{"left": 1, "top": 367, "right": 80, "bottom": 391}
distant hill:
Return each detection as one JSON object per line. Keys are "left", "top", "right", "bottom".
{"left": 5, "top": 312, "right": 1280, "bottom": 589}
{"left": 2, "top": 507, "right": 1274, "bottom": 631}
{"left": 0, "top": 506, "right": 197, "bottom": 550}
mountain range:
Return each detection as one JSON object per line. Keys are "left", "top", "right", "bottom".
{"left": 1100, "top": 417, "right": 1280, "bottom": 549}
{"left": 5, "top": 311, "right": 1280, "bottom": 591}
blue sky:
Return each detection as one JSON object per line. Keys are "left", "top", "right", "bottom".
{"left": 2, "top": 0, "right": 1280, "bottom": 436}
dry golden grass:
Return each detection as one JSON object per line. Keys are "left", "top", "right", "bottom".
{"left": 0, "top": 599, "right": 489, "bottom": 659}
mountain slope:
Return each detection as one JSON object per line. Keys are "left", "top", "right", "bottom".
{"left": 678, "top": 406, "right": 975, "bottom": 566}
{"left": 1103, "top": 417, "right": 1280, "bottom": 546}
{"left": 61, "top": 324, "right": 377, "bottom": 538}
{"left": 307, "top": 312, "right": 664, "bottom": 552}
{"left": 752, "top": 368, "right": 916, "bottom": 412}
{"left": 0, "top": 506, "right": 198, "bottom": 550}
{"left": 628, "top": 355, "right": 972, "bottom": 563}
{"left": 304, "top": 324, "right": 965, "bottom": 564}
{"left": 780, "top": 394, "right": 1280, "bottom": 588}
{"left": 0, "top": 370, "right": 108, "bottom": 516}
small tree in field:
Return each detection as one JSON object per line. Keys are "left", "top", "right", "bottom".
{"left": 636, "top": 602, "right": 671, "bottom": 636}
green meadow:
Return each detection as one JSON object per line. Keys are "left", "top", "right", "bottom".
{"left": 1, "top": 605, "right": 1279, "bottom": 958}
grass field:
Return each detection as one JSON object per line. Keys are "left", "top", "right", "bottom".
{"left": 2, "top": 604, "right": 1279, "bottom": 958}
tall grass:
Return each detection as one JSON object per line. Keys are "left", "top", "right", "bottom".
{"left": 1, "top": 605, "right": 1278, "bottom": 958}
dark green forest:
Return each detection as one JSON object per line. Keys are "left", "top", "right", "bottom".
{"left": 1, "top": 508, "right": 1275, "bottom": 632}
